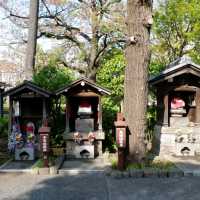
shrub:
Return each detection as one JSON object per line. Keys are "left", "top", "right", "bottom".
{"left": 0, "top": 117, "right": 8, "bottom": 137}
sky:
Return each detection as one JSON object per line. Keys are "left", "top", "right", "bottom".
{"left": 0, "top": 0, "right": 161, "bottom": 61}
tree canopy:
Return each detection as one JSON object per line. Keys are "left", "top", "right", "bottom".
{"left": 33, "top": 48, "right": 74, "bottom": 91}
{"left": 151, "top": 0, "right": 200, "bottom": 74}
{"left": 1, "top": 0, "right": 126, "bottom": 81}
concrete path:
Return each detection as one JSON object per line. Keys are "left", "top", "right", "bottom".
{"left": 0, "top": 160, "right": 35, "bottom": 173}
{"left": 164, "top": 155, "right": 200, "bottom": 175}
{"left": 1, "top": 173, "right": 200, "bottom": 200}
{"left": 59, "top": 158, "right": 110, "bottom": 174}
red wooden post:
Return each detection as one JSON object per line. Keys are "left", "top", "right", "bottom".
{"left": 39, "top": 126, "right": 50, "bottom": 167}
{"left": 114, "top": 113, "right": 127, "bottom": 170}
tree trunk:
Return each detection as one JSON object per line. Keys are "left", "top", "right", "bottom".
{"left": 124, "top": 0, "right": 152, "bottom": 162}
{"left": 25, "top": 0, "right": 39, "bottom": 80}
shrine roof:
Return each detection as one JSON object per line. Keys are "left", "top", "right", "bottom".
{"left": 3, "top": 80, "right": 54, "bottom": 97}
{"left": 0, "top": 81, "right": 10, "bottom": 89}
{"left": 149, "top": 56, "right": 200, "bottom": 85}
{"left": 56, "top": 78, "right": 111, "bottom": 96}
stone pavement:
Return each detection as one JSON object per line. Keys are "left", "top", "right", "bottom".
{"left": 1, "top": 172, "right": 200, "bottom": 200}
{"left": 0, "top": 160, "right": 35, "bottom": 173}
{"left": 164, "top": 155, "right": 200, "bottom": 175}
{"left": 59, "top": 158, "right": 111, "bottom": 175}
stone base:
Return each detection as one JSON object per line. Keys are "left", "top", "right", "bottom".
{"left": 154, "top": 125, "right": 200, "bottom": 156}
{"left": 66, "top": 141, "right": 104, "bottom": 159}
{"left": 15, "top": 147, "right": 35, "bottom": 161}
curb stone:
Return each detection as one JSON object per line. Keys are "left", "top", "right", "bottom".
{"left": 158, "top": 170, "right": 168, "bottom": 178}
{"left": 143, "top": 168, "right": 158, "bottom": 178}
{"left": 193, "top": 171, "right": 200, "bottom": 176}
{"left": 106, "top": 168, "right": 189, "bottom": 179}
{"left": 38, "top": 167, "right": 49, "bottom": 175}
{"left": 184, "top": 171, "right": 193, "bottom": 177}
{"left": 122, "top": 171, "right": 130, "bottom": 178}
{"left": 129, "top": 169, "right": 144, "bottom": 178}
{"left": 168, "top": 169, "right": 184, "bottom": 177}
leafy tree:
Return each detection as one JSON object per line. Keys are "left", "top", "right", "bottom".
{"left": 97, "top": 50, "right": 125, "bottom": 152}
{"left": 152, "top": 0, "right": 200, "bottom": 66}
{"left": 33, "top": 50, "right": 74, "bottom": 146}
{"left": 33, "top": 49, "right": 74, "bottom": 92}
{"left": 97, "top": 50, "right": 125, "bottom": 102}
{"left": 1, "top": 0, "right": 126, "bottom": 81}
{"left": 125, "top": 0, "right": 153, "bottom": 162}
{"left": 25, "top": 0, "right": 39, "bottom": 80}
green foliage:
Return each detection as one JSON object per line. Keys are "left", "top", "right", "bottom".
{"left": 33, "top": 65, "right": 74, "bottom": 92}
{"left": 146, "top": 105, "right": 157, "bottom": 138}
{"left": 126, "top": 161, "right": 175, "bottom": 170}
{"left": 110, "top": 157, "right": 118, "bottom": 169}
{"left": 34, "top": 47, "right": 75, "bottom": 92}
{"left": 97, "top": 50, "right": 125, "bottom": 101}
{"left": 33, "top": 50, "right": 75, "bottom": 147}
{"left": 97, "top": 50, "right": 125, "bottom": 152}
{"left": 152, "top": 0, "right": 200, "bottom": 65}
{"left": 149, "top": 60, "right": 165, "bottom": 76}
{"left": 0, "top": 117, "right": 8, "bottom": 137}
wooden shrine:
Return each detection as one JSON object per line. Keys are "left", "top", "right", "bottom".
{"left": 56, "top": 78, "right": 111, "bottom": 158}
{"left": 3, "top": 81, "right": 53, "bottom": 160}
{"left": 0, "top": 81, "right": 9, "bottom": 117}
{"left": 150, "top": 56, "right": 200, "bottom": 156}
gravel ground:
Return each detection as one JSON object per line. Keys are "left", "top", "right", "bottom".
{"left": 1, "top": 173, "right": 200, "bottom": 200}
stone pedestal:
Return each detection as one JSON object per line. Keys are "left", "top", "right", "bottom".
{"left": 15, "top": 147, "right": 35, "bottom": 160}
{"left": 154, "top": 125, "right": 200, "bottom": 156}
{"left": 66, "top": 141, "right": 95, "bottom": 159}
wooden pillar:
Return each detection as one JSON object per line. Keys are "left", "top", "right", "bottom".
{"left": 42, "top": 98, "right": 47, "bottom": 125}
{"left": 98, "top": 96, "right": 102, "bottom": 130}
{"left": 0, "top": 88, "right": 4, "bottom": 117}
{"left": 65, "top": 96, "right": 70, "bottom": 133}
{"left": 195, "top": 88, "right": 200, "bottom": 124}
{"left": 156, "top": 90, "right": 164, "bottom": 125}
{"left": 8, "top": 96, "right": 13, "bottom": 137}
{"left": 163, "top": 94, "right": 169, "bottom": 126}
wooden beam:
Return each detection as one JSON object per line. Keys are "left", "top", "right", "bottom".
{"left": 8, "top": 97, "right": 13, "bottom": 138}
{"left": 195, "top": 88, "right": 200, "bottom": 124}
{"left": 156, "top": 90, "right": 164, "bottom": 125}
{"left": 163, "top": 94, "right": 169, "bottom": 126}
{"left": 98, "top": 96, "right": 103, "bottom": 131}
{"left": 0, "top": 89, "right": 4, "bottom": 117}
{"left": 42, "top": 98, "right": 47, "bottom": 125}
{"left": 65, "top": 96, "right": 70, "bottom": 133}
{"left": 174, "top": 85, "right": 197, "bottom": 92}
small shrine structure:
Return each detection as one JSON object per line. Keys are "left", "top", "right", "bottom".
{"left": 56, "top": 78, "right": 111, "bottom": 158}
{"left": 3, "top": 81, "right": 53, "bottom": 160}
{"left": 0, "top": 81, "right": 9, "bottom": 117}
{"left": 150, "top": 56, "right": 200, "bottom": 156}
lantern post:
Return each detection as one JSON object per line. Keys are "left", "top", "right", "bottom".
{"left": 39, "top": 126, "right": 50, "bottom": 167}
{"left": 114, "top": 113, "right": 127, "bottom": 170}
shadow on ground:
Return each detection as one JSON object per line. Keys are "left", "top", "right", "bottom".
{"left": 1, "top": 172, "right": 200, "bottom": 200}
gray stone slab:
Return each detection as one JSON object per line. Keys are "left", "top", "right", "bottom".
{"left": 0, "top": 160, "right": 36, "bottom": 172}
{"left": 1, "top": 173, "right": 200, "bottom": 199}
{"left": 59, "top": 158, "right": 110, "bottom": 174}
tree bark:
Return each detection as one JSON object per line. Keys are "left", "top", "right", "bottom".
{"left": 25, "top": 0, "right": 39, "bottom": 80}
{"left": 124, "top": 0, "right": 152, "bottom": 162}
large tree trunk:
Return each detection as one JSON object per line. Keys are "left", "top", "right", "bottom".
{"left": 25, "top": 0, "right": 39, "bottom": 80}
{"left": 124, "top": 0, "right": 152, "bottom": 162}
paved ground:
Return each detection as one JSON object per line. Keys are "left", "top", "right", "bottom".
{"left": 164, "top": 155, "right": 200, "bottom": 174}
{"left": 59, "top": 158, "right": 110, "bottom": 174}
{"left": 1, "top": 172, "right": 200, "bottom": 200}
{"left": 0, "top": 161, "right": 35, "bottom": 171}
